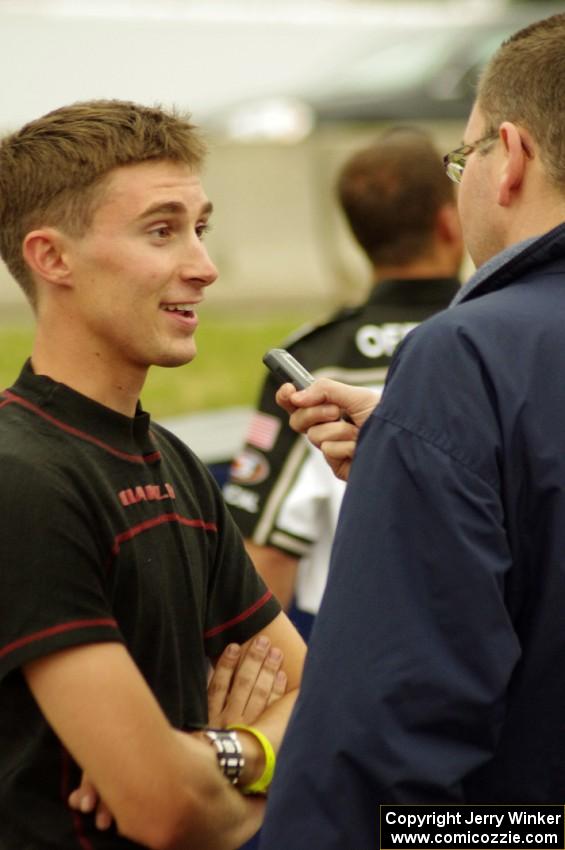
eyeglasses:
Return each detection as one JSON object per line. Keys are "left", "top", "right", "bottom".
{"left": 443, "top": 132, "right": 498, "bottom": 184}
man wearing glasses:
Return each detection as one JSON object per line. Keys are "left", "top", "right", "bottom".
{"left": 259, "top": 12, "right": 565, "bottom": 850}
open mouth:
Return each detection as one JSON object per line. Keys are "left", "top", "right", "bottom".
{"left": 162, "top": 304, "right": 195, "bottom": 319}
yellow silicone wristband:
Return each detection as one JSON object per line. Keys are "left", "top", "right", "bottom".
{"left": 227, "top": 724, "right": 276, "bottom": 795}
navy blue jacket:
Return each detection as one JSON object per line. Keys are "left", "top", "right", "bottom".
{"left": 260, "top": 222, "right": 565, "bottom": 850}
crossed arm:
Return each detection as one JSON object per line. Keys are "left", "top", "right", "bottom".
{"left": 24, "top": 611, "right": 305, "bottom": 850}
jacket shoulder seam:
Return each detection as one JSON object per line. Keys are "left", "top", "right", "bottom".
{"left": 374, "top": 411, "right": 498, "bottom": 489}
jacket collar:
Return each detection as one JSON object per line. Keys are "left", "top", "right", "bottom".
{"left": 452, "top": 221, "right": 565, "bottom": 308}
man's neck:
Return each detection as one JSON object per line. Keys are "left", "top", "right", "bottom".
{"left": 505, "top": 200, "right": 565, "bottom": 252}
{"left": 31, "top": 330, "right": 145, "bottom": 418}
{"left": 372, "top": 256, "right": 459, "bottom": 283}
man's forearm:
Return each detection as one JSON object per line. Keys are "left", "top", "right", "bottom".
{"left": 174, "top": 730, "right": 266, "bottom": 850}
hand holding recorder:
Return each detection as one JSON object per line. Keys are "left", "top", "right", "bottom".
{"left": 263, "top": 348, "right": 379, "bottom": 481}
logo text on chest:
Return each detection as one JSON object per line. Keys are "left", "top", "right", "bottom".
{"left": 118, "top": 483, "right": 176, "bottom": 507}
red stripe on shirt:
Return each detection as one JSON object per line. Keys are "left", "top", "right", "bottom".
{"left": 204, "top": 589, "right": 274, "bottom": 639}
{"left": 110, "top": 512, "right": 218, "bottom": 557}
{"left": 0, "top": 618, "right": 119, "bottom": 660}
{"left": 2, "top": 391, "right": 161, "bottom": 464}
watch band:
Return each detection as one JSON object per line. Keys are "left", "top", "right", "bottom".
{"left": 203, "top": 728, "right": 245, "bottom": 784}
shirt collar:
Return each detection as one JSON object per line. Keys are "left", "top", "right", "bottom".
{"left": 7, "top": 359, "right": 159, "bottom": 463}
{"left": 367, "top": 276, "right": 460, "bottom": 308}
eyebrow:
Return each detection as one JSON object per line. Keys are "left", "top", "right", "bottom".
{"left": 137, "top": 200, "right": 214, "bottom": 221}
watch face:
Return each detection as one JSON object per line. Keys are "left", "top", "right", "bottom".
{"left": 204, "top": 729, "right": 244, "bottom": 784}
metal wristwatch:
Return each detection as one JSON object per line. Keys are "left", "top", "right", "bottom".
{"left": 203, "top": 728, "right": 245, "bottom": 784}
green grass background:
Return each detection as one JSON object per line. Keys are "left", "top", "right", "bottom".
{"left": 0, "top": 311, "right": 311, "bottom": 417}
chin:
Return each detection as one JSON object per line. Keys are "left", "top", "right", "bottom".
{"left": 155, "top": 345, "right": 197, "bottom": 369}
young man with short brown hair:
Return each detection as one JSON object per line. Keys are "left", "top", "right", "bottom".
{"left": 0, "top": 99, "right": 305, "bottom": 850}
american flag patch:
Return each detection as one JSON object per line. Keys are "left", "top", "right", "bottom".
{"left": 245, "top": 412, "right": 281, "bottom": 451}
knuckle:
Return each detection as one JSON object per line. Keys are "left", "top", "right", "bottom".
{"left": 207, "top": 680, "right": 225, "bottom": 698}
{"left": 236, "top": 673, "right": 254, "bottom": 690}
{"left": 253, "top": 685, "right": 270, "bottom": 702}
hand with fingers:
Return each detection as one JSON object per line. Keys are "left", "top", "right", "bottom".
{"left": 207, "top": 635, "right": 287, "bottom": 728}
{"left": 276, "top": 378, "right": 379, "bottom": 481}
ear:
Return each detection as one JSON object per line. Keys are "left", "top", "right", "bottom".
{"left": 22, "top": 228, "right": 74, "bottom": 288}
{"left": 497, "top": 122, "right": 529, "bottom": 207}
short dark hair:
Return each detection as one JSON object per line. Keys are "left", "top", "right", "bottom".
{"left": 477, "top": 12, "right": 565, "bottom": 191}
{"left": 336, "top": 127, "right": 454, "bottom": 267}
{"left": 0, "top": 99, "right": 206, "bottom": 304}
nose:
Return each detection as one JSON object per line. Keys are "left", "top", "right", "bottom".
{"left": 179, "top": 238, "right": 218, "bottom": 288}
